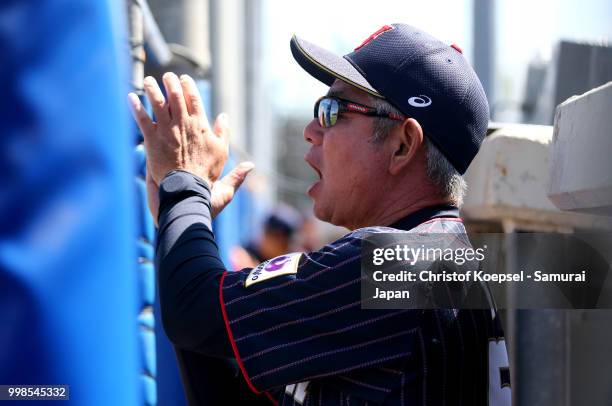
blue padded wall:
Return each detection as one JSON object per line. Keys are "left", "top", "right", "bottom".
{"left": 0, "top": 1, "right": 141, "bottom": 405}
{"left": 135, "top": 144, "right": 159, "bottom": 406}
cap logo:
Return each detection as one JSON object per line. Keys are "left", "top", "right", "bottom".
{"left": 408, "top": 95, "right": 432, "bottom": 107}
{"left": 354, "top": 25, "right": 394, "bottom": 51}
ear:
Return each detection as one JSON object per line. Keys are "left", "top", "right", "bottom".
{"left": 388, "top": 118, "right": 424, "bottom": 175}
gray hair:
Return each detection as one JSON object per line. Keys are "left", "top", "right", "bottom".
{"left": 369, "top": 96, "right": 467, "bottom": 206}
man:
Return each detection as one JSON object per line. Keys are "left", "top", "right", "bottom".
{"left": 231, "top": 204, "right": 303, "bottom": 270}
{"left": 129, "top": 23, "right": 511, "bottom": 405}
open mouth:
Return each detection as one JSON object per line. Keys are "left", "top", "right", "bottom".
{"left": 306, "top": 160, "right": 322, "bottom": 180}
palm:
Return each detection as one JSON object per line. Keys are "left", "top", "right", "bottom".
{"left": 128, "top": 73, "right": 254, "bottom": 224}
{"left": 144, "top": 161, "right": 254, "bottom": 224}
{"left": 210, "top": 180, "right": 235, "bottom": 218}
{"left": 210, "top": 162, "right": 254, "bottom": 218}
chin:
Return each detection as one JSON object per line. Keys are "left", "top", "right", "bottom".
{"left": 313, "top": 201, "right": 350, "bottom": 229}
{"left": 311, "top": 199, "right": 334, "bottom": 224}
{"left": 311, "top": 202, "right": 329, "bottom": 223}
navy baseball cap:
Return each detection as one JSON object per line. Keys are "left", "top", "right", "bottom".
{"left": 290, "top": 23, "right": 489, "bottom": 174}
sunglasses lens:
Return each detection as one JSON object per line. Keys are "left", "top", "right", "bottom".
{"left": 317, "top": 98, "right": 339, "bottom": 128}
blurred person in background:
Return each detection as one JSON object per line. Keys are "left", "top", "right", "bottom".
{"left": 129, "top": 23, "right": 511, "bottom": 405}
{"left": 296, "top": 215, "right": 325, "bottom": 253}
{"left": 230, "top": 204, "right": 303, "bottom": 270}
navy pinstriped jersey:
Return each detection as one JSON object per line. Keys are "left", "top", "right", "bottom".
{"left": 155, "top": 171, "right": 511, "bottom": 406}
{"left": 220, "top": 220, "right": 511, "bottom": 406}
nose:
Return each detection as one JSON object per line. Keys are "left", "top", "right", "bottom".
{"left": 304, "top": 118, "right": 323, "bottom": 146}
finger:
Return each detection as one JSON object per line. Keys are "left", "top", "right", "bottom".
{"left": 219, "top": 161, "right": 255, "bottom": 191}
{"left": 162, "top": 72, "right": 189, "bottom": 121}
{"left": 180, "top": 74, "right": 206, "bottom": 120}
{"left": 127, "top": 93, "right": 154, "bottom": 135}
{"left": 143, "top": 76, "right": 169, "bottom": 123}
{"left": 213, "top": 113, "right": 230, "bottom": 145}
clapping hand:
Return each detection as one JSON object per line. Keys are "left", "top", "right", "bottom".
{"left": 128, "top": 73, "right": 254, "bottom": 223}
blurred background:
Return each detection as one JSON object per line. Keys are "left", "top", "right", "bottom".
{"left": 1, "top": 0, "right": 611, "bottom": 405}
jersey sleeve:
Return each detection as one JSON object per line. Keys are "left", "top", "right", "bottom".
{"left": 155, "top": 171, "right": 422, "bottom": 395}
{"left": 219, "top": 231, "right": 422, "bottom": 393}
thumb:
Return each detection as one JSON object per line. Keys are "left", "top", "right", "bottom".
{"left": 219, "top": 161, "right": 255, "bottom": 191}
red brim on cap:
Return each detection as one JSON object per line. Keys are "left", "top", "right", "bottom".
{"left": 290, "top": 35, "right": 383, "bottom": 98}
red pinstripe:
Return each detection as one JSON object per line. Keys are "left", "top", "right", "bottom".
{"left": 338, "top": 376, "right": 391, "bottom": 393}
{"left": 251, "top": 329, "right": 416, "bottom": 381}
{"left": 234, "top": 301, "right": 361, "bottom": 343}
{"left": 265, "top": 391, "right": 279, "bottom": 406}
{"left": 229, "top": 277, "right": 361, "bottom": 325}
{"left": 218, "top": 271, "right": 261, "bottom": 394}
{"left": 241, "top": 310, "right": 409, "bottom": 361}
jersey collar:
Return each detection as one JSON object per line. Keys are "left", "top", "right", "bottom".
{"left": 388, "top": 204, "right": 459, "bottom": 231}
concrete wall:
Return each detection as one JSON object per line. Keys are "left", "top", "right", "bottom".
{"left": 463, "top": 124, "right": 612, "bottom": 232}
{"left": 548, "top": 81, "right": 612, "bottom": 216}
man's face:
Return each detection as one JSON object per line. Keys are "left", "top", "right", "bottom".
{"left": 303, "top": 80, "right": 389, "bottom": 229}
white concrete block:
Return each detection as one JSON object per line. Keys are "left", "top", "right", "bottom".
{"left": 462, "top": 124, "right": 612, "bottom": 231}
{"left": 548, "top": 81, "right": 612, "bottom": 215}
{"left": 464, "top": 124, "right": 556, "bottom": 211}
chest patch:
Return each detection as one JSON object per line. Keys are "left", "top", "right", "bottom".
{"left": 245, "top": 252, "right": 302, "bottom": 287}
